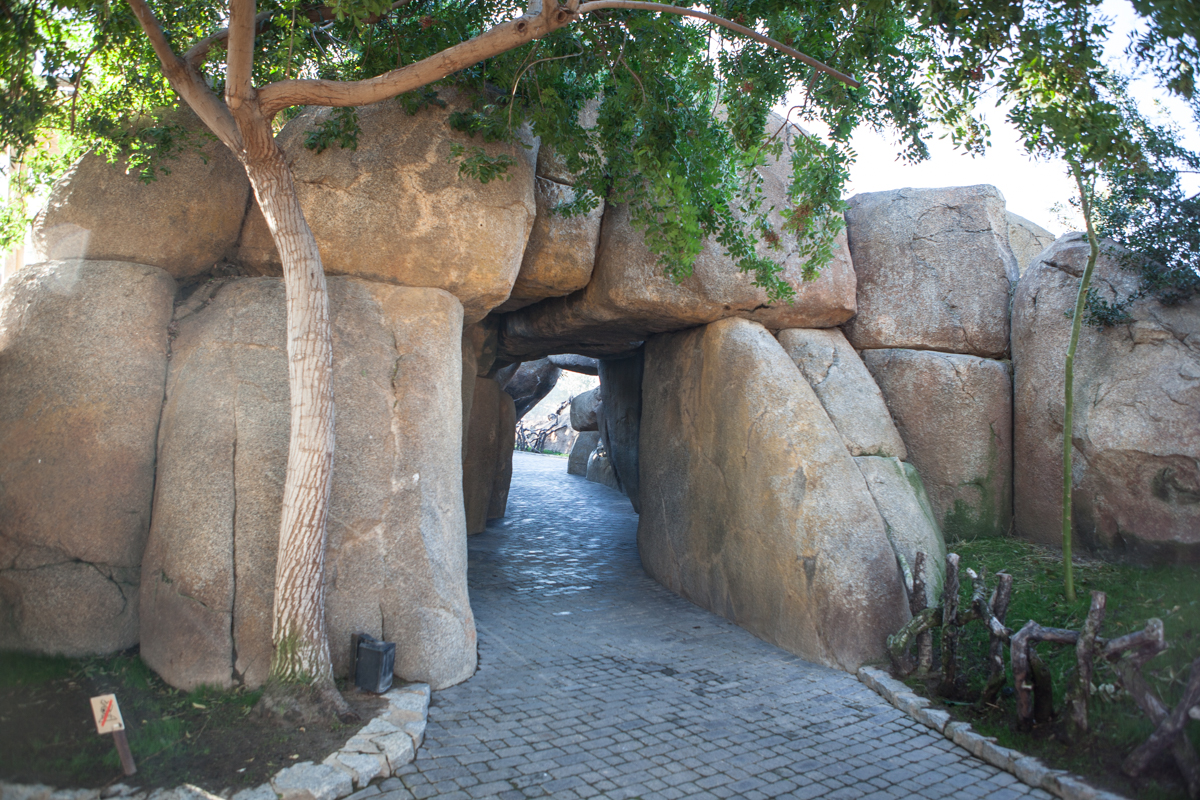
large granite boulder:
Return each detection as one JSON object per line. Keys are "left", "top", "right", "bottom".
{"left": 233, "top": 93, "right": 537, "bottom": 322}
{"left": 639, "top": 317, "right": 909, "bottom": 671}
{"left": 497, "top": 179, "right": 604, "bottom": 312}
{"left": 34, "top": 112, "right": 251, "bottom": 281}
{"left": 1007, "top": 212, "right": 1056, "bottom": 275}
{"left": 1012, "top": 233, "right": 1200, "bottom": 560}
{"left": 598, "top": 351, "right": 643, "bottom": 513}
{"left": 487, "top": 392, "right": 517, "bottom": 520}
{"left": 777, "top": 328, "right": 906, "bottom": 459}
{"left": 548, "top": 353, "right": 599, "bottom": 375}
{"left": 568, "top": 431, "right": 601, "bottom": 476}
{"left": 0, "top": 260, "right": 175, "bottom": 655}
{"left": 499, "top": 117, "right": 856, "bottom": 360}
{"left": 570, "top": 387, "right": 601, "bottom": 431}
{"left": 463, "top": 377, "right": 504, "bottom": 535}
{"left": 842, "top": 186, "right": 1018, "bottom": 358}
{"left": 864, "top": 349, "right": 1013, "bottom": 540}
{"left": 586, "top": 444, "right": 621, "bottom": 491}
{"left": 855, "top": 456, "right": 946, "bottom": 606}
{"left": 502, "top": 358, "right": 561, "bottom": 420}
{"left": 140, "top": 278, "right": 475, "bottom": 691}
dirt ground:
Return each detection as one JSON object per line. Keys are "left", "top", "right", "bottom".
{"left": 0, "top": 651, "right": 387, "bottom": 794}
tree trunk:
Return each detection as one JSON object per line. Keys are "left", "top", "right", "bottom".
{"left": 241, "top": 140, "right": 338, "bottom": 699}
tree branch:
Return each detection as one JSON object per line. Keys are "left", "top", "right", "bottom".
{"left": 184, "top": 2, "right": 415, "bottom": 69}
{"left": 125, "top": 0, "right": 242, "bottom": 150}
{"left": 576, "top": 0, "right": 861, "bottom": 88}
{"left": 226, "top": 0, "right": 257, "bottom": 111}
{"left": 257, "top": 4, "right": 577, "bottom": 115}
{"left": 257, "top": 0, "right": 858, "bottom": 115}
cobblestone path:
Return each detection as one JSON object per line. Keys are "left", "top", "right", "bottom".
{"left": 388, "top": 452, "right": 1052, "bottom": 800}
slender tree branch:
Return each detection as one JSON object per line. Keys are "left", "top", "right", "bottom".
{"left": 576, "top": 1, "right": 861, "bottom": 88}
{"left": 184, "top": 9, "right": 273, "bottom": 68}
{"left": 258, "top": 5, "right": 576, "bottom": 115}
{"left": 226, "top": 0, "right": 257, "bottom": 111}
{"left": 125, "top": 0, "right": 242, "bottom": 150}
{"left": 258, "top": 0, "right": 858, "bottom": 115}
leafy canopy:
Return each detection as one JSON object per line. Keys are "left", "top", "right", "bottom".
{"left": 2, "top": 0, "right": 941, "bottom": 298}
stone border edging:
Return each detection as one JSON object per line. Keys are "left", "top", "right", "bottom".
{"left": 0, "top": 683, "right": 431, "bottom": 800}
{"left": 858, "top": 666, "right": 1128, "bottom": 800}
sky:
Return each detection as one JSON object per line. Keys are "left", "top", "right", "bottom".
{"left": 779, "top": 0, "right": 1199, "bottom": 237}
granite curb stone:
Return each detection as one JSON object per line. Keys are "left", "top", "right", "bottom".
{"left": 858, "top": 666, "right": 1130, "bottom": 800}
{"left": 0, "top": 683, "right": 430, "bottom": 800}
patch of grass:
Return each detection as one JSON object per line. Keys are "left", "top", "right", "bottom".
{"left": 0, "top": 650, "right": 383, "bottom": 792}
{"left": 0, "top": 651, "right": 75, "bottom": 687}
{"left": 902, "top": 538, "right": 1200, "bottom": 799}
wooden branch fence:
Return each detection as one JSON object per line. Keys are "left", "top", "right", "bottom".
{"left": 885, "top": 551, "right": 1200, "bottom": 798}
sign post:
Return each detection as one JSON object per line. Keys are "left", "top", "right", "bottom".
{"left": 90, "top": 694, "right": 136, "bottom": 776}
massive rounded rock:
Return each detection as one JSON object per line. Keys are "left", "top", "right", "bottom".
{"left": 0, "top": 260, "right": 175, "bottom": 656}
{"left": 777, "top": 328, "right": 906, "bottom": 459}
{"left": 498, "top": 179, "right": 604, "bottom": 311}
{"left": 568, "top": 431, "right": 601, "bottom": 476}
{"left": 1007, "top": 212, "right": 1056, "bottom": 275}
{"left": 141, "top": 278, "right": 475, "bottom": 691}
{"left": 463, "top": 377, "right": 504, "bottom": 535}
{"left": 1012, "top": 233, "right": 1200, "bottom": 560}
{"left": 842, "top": 186, "right": 1018, "bottom": 358}
{"left": 598, "top": 351, "right": 643, "bottom": 513}
{"left": 570, "top": 387, "right": 601, "bottom": 432}
{"left": 502, "top": 358, "right": 561, "bottom": 420}
{"left": 233, "top": 93, "right": 537, "bottom": 322}
{"left": 855, "top": 456, "right": 946, "bottom": 606}
{"left": 499, "top": 117, "right": 856, "bottom": 360}
{"left": 34, "top": 112, "right": 250, "bottom": 281}
{"left": 864, "top": 349, "right": 1013, "bottom": 540}
{"left": 639, "top": 317, "right": 909, "bottom": 671}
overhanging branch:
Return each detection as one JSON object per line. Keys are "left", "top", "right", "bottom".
{"left": 576, "top": 0, "right": 861, "bottom": 88}
{"left": 256, "top": 0, "right": 859, "bottom": 115}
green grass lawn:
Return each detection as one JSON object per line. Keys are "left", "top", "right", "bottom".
{"left": 902, "top": 537, "right": 1200, "bottom": 800}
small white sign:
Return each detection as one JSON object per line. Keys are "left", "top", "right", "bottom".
{"left": 90, "top": 694, "right": 125, "bottom": 734}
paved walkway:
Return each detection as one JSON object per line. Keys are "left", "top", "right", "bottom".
{"left": 388, "top": 452, "right": 1052, "bottom": 800}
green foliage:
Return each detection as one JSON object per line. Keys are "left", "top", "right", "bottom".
{"left": 303, "top": 106, "right": 360, "bottom": 153}
{"left": 918, "top": 538, "right": 1200, "bottom": 798}
{"left": 448, "top": 143, "right": 517, "bottom": 183}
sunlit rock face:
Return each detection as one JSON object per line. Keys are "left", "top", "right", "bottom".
{"left": 141, "top": 278, "right": 475, "bottom": 691}
{"left": 638, "top": 317, "right": 909, "bottom": 672}
{"left": 1013, "top": 233, "right": 1200, "bottom": 561}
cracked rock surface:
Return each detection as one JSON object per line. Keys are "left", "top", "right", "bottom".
{"left": 1012, "top": 232, "right": 1200, "bottom": 558}
{"left": 141, "top": 277, "right": 475, "bottom": 692}
{"left": 637, "top": 317, "right": 908, "bottom": 671}
{"left": 864, "top": 348, "right": 1014, "bottom": 540}
{"left": 0, "top": 260, "right": 176, "bottom": 655}
{"left": 843, "top": 185, "right": 1018, "bottom": 358}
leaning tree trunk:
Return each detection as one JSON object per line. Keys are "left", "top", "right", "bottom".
{"left": 238, "top": 118, "right": 343, "bottom": 715}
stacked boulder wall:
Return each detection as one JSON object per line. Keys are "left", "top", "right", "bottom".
{"left": 855, "top": 457, "right": 947, "bottom": 607}
{"left": 487, "top": 392, "right": 517, "bottom": 520}
{"left": 864, "top": 349, "right": 1013, "bottom": 540}
{"left": 568, "top": 431, "right": 601, "bottom": 476}
{"left": 1012, "top": 233, "right": 1200, "bottom": 560}
{"left": 463, "top": 377, "right": 503, "bottom": 535}
{"left": 502, "top": 358, "right": 562, "bottom": 420}
{"left": 140, "top": 278, "right": 474, "bottom": 691}
{"left": 777, "top": 328, "right": 906, "bottom": 458}
{"left": 598, "top": 350, "right": 643, "bottom": 512}
{"left": 497, "top": 178, "right": 604, "bottom": 312}
{"left": 569, "top": 387, "right": 601, "bottom": 431}
{"left": 639, "top": 318, "right": 909, "bottom": 671}
{"left": 1007, "top": 212, "right": 1056, "bottom": 276}
{"left": 842, "top": 186, "right": 1018, "bottom": 358}
{"left": 0, "top": 261, "right": 175, "bottom": 655}
{"left": 499, "top": 118, "right": 855, "bottom": 360}
{"left": 233, "top": 93, "right": 537, "bottom": 323}
{"left": 34, "top": 111, "right": 251, "bottom": 282}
